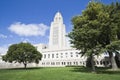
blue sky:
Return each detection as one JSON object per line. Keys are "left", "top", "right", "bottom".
{"left": 0, "top": 0, "right": 119, "bottom": 54}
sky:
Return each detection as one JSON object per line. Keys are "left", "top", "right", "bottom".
{"left": 0, "top": 0, "right": 119, "bottom": 54}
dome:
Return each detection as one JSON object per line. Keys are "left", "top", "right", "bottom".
{"left": 54, "top": 12, "right": 63, "bottom": 23}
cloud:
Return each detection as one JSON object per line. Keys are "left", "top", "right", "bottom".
{"left": 0, "top": 34, "right": 7, "bottom": 39}
{"left": 8, "top": 22, "right": 49, "bottom": 37}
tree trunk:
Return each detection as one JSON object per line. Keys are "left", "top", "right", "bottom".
{"left": 24, "top": 63, "right": 27, "bottom": 69}
{"left": 108, "top": 51, "right": 118, "bottom": 70}
{"left": 91, "top": 54, "right": 96, "bottom": 73}
{"left": 23, "top": 62, "right": 27, "bottom": 69}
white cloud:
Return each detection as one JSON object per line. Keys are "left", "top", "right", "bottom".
{"left": 0, "top": 34, "right": 7, "bottom": 39}
{"left": 8, "top": 22, "right": 49, "bottom": 37}
{"left": 0, "top": 46, "right": 8, "bottom": 55}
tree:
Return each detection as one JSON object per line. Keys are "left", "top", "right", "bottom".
{"left": 96, "top": 2, "right": 119, "bottom": 70}
{"left": 69, "top": 1, "right": 120, "bottom": 71}
{"left": 2, "top": 42, "right": 42, "bottom": 68}
{"left": 106, "top": 40, "right": 120, "bottom": 69}
{"left": 115, "top": 53, "right": 120, "bottom": 68}
{"left": 100, "top": 2, "right": 120, "bottom": 70}
{"left": 68, "top": 2, "right": 104, "bottom": 72}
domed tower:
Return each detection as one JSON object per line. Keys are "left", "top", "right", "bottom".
{"left": 49, "top": 12, "right": 66, "bottom": 49}
{"left": 54, "top": 12, "right": 63, "bottom": 23}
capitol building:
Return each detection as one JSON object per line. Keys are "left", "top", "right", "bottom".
{"left": 0, "top": 12, "right": 110, "bottom": 68}
{"left": 35, "top": 12, "right": 110, "bottom": 67}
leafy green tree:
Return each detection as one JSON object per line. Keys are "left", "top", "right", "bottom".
{"left": 101, "top": 2, "right": 120, "bottom": 70}
{"left": 96, "top": 2, "right": 119, "bottom": 70}
{"left": 106, "top": 40, "right": 120, "bottom": 69}
{"left": 110, "top": 2, "right": 120, "bottom": 40}
{"left": 68, "top": 2, "right": 104, "bottom": 72}
{"left": 69, "top": 1, "right": 120, "bottom": 71}
{"left": 2, "top": 42, "right": 42, "bottom": 68}
{"left": 68, "top": 1, "right": 120, "bottom": 69}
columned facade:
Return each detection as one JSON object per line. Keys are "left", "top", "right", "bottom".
{"left": 40, "top": 49, "right": 86, "bottom": 67}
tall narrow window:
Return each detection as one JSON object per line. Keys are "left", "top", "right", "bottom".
{"left": 65, "top": 53, "right": 68, "bottom": 58}
{"left": 61, "top": 53, "right": 63, "bottom": 58}
{"left": 44, "top": 54, "right": 46, "bottom": 59}
{"left": 71, "top": 52, "right": 73, "bottom": 57}
{"left": 56, "top": 53, "right": 58, "bottom": 58}
{"left": 76, "top": 52, "right": 79, "bottom": 57}
{"left": 48, "top": 54, "right": 50, "bottom": 58}
{"left": 52, "top": 54, "right": 54, "bottom": 58}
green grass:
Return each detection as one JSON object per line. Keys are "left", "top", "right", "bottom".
{"left": 0, "top": 67, "right": 120, "bottom": 80}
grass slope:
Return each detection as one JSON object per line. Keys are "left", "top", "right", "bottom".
{"left": 0, "top": 67, "right": 120, "bottom": 80}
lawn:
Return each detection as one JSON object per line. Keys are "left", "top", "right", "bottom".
{"left": 0, "top": 67, "right": 120, "bottom": 80}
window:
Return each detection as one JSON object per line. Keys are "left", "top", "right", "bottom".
{"left": 52, "top": 54, "right": 54, "bottom": 58}
{"left": 80, "top": 62, "right": 82, "bottom": 65}
{"left": 106, "top": 61, "right": 109, "bottom": 65}
{"left": 59, "top": 17, "right": 61, "bottom": 20}
{"left": 51, "top": 62, "right": 55, "bottom": 65}
{"left": 100, "top": 61, "right": 102, "bottom": 65}
{"left": 76, "top": 54, "right": 78, "bottom": 57}
{"left": 65, "top": 53, "right": 68, "bottom": 58}
{"left": 76, "top": 52, "right": 79, "bottom": 57}
{"left": 56, "top": 53, "right": 58, "bottom": 58}
{"left": 44, "top": 54, "right": 46, "bottom": 59}
{"left": 64, "top": 62, "right": 66, "bottom": 65}
{"left": 53, "top": 62, "right": 55, "bottom": 65}
{"left": 76, "top": 52, "right": 78, "bottom": 54}
{"left": 67, "top": 62, "right": 69, "bottom": 65}
{"left": 62, "top": 62, "right": 64, "bottom": 65}
{"left": 83, "top": 62, "right": 85, "bottom": 65}
{"left": 97, "top": 61, "right": 99, "bottom": 65}
{"left": 65, "top": 53, "right": 68, "bottom": 55}
{"left": 42, "top": 62, "right": 45, "bottom": 65}
{"left": 61, "top": 53, "right": 63, "bottom": 58}
{"left": 74, "top": 62, "right": 76, "bottom": 65}
{"left": 71, "top": 52, "right": 73, "bottom": 57}
{"left": 48, "top": 54, "right": 50, "bottom": 58}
